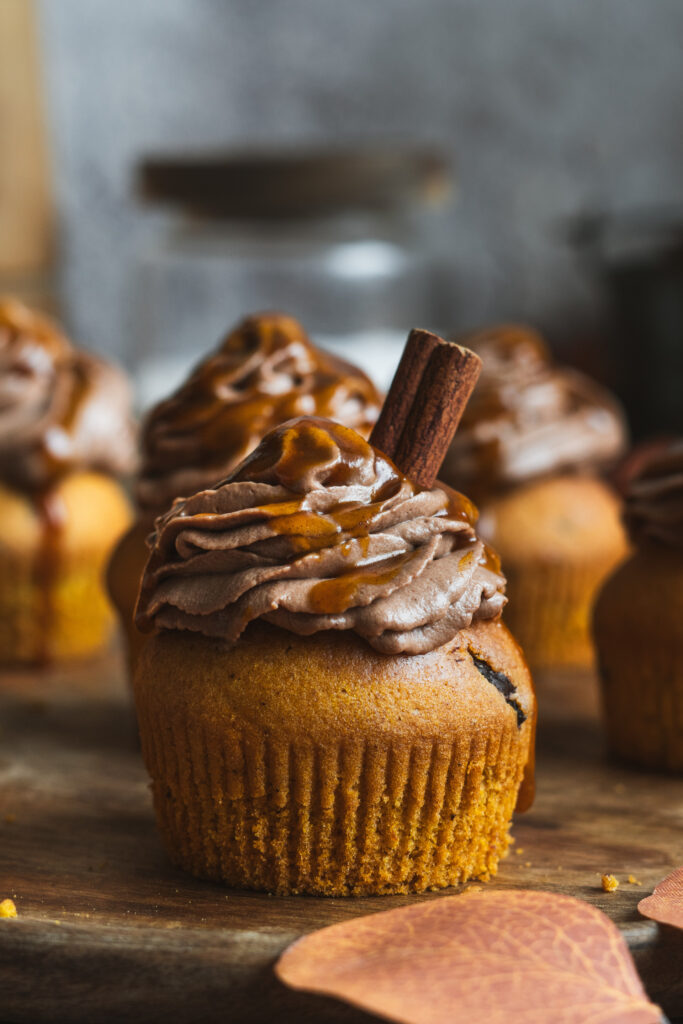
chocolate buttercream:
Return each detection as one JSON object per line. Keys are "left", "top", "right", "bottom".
{"left": 0, "top": 298, "right": 136, "bottom": 491}
{"left": 624, "top": 439, "right": 683, "bottom": 548}
{"left": 136, "top": 417, "right": 506, "bottom": 654}
{"left": 443, "top": 325, "right": 626, "bottom": 496}
{"left": 136, "top": 313, "right": 382, "bottom": 517}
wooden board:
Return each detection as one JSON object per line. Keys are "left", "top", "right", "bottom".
{"left": 1, "top": 653, "right": 682, "bottom": 1024}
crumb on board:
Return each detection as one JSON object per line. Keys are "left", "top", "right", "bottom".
{"left": 601, "top": 874, "right": 619, "bottom": 893}
{"left": 627, "top": 874, "right": 642, "bottom": 886}
{"left": 515, "top": 848, "right": 525, "bottom": 856}
{"left": 524, "top": 862, "right": 531, "bottom": 868}
{"left": 0, "top": 899, "right": 17, "bottom": 919}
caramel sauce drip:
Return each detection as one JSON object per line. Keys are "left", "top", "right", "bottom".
{"left": 448, "top": 323, "right": 626, "bottom": 499}
{"left": 232, "top": 410, "right": 388, "bottom": 491}
{"left": 141, "top": 313, "right": 381, "bottom": 483}
{"left": 310, "top": 550, "right": 415, "bottom": 615}
{"left": 39, "top": 360, "right": 96, "bottom": 480}
{"left": 0, "top": 297, "right": 70, "bottom": 361}
{"left": 0, "top": 298, "right": 131, "bottom": 491}
{"left": 261, "top": 504, "right": 341, "bottom": 555}
{"left": 232, "top": 419, "right": 478, "bottom": 569}
{"left": 229, "top": 418, "right": 485, "bottom": 615}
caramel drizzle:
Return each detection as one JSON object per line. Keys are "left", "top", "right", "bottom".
{"left": 1, "top": 299, "right": 104, "bottom": 488}
{"left": 141, "top": 418, "right": 488, "bottom": 630}
{"left": 141, "top": 313, "right": 381, "bottom": 483}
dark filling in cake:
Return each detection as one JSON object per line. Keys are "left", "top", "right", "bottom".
{"left": 469, "top": 650, "right": 526, "bottom": 728}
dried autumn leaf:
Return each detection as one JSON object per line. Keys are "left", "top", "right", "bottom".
{"left": 639, "top": 867, "right": 683, "bottom": 930}
{"left": 276, "top": 890, "right": 660, "bottom": 1024}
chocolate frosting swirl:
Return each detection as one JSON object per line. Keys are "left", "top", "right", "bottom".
{"left": 136, "top": 417, "right": 506, "bottom": 654}
{"left": 136, "top": 313, "right": 382, "bottom": 517}
{"left": 0, "top": 298, "right": 136, "bottom": 491}
{"left": 443, "top": 325, "right": 627, "bottom": 497}
{"left": 624, "top": 439, "right": 683, "bottom": 548}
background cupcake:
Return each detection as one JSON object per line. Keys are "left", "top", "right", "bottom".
{"left": 0, "top": 298, "right": 135, "bottom": 663}
{"left": 133, "top": 416, "right": 535, "bottom": 896}
{"left": 594, "top": 439, "right": 683, "bottom": 771}
{"left": 107, "top": 311, "right": 382, "bottom": 669}
{"left": 442, "top": 324, "right": 628, "bottom": 670}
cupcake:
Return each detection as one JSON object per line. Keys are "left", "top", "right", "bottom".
{"left": 0, "top": 298, "right": 135, "bottom": 663}
{"left": 133, "top": 415, "right": 535, "bottom": 895}
{"left": 107, "top": 312, "right": 382, "bottom": 671}
{"left": 594, "top": 439, "right": 683, "bottom": 771}
{"left": 442, "top": 324, "right": 628, "bottom": 670}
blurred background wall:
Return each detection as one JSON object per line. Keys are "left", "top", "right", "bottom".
{"left": 29, "top": 0, "right": 683, "bottom": 366}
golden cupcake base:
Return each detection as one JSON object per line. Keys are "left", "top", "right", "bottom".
{"left": 134, "top": 620, "right": 535, "bottom": 895}
{"left": 481, "top": 474, "right": 627, "bottom": 670}
{"left": 502, "top": 559, "right": 619, "bottom": 669}
{"left": 595, "top": 546, "right": 683, "bottom": 773}
{"left": 0, "top": 473, "right": 131, "bottom": 664}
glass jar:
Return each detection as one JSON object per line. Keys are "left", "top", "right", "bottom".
{"left": 130, "top": 147, "right": 451, "bottom": 407}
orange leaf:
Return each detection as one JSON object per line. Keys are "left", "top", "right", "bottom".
{"left": 276, "top": 890, "right": 660, "bottom": 1024}
{"left": 639, "top": 867, "right": 683, "bottom": 930}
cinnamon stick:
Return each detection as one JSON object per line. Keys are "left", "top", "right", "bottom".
{"left": 371, "top": 329, "right": 481, "bottom": 489}
{"left": 369, "top": 328, "right": 440, "bottom": 460}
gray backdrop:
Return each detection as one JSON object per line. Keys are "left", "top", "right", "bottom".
{"left": 38, "top": 0, "right": 683, "bottom": 363}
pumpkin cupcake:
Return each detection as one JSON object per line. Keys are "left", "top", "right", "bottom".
{"left": 132, "top": 334, "right": 535, "bottom": 895}
{"left": 594, "top": 439, "right": 683, "bottom": 771}
{"left": 107, "top": 312, "right": 381, "bottom": 671}
{"left": 0, "top": 298, "right": 134, "bottom": 663}
{"left": 442, "top": 325, "right": 628, "bottom": 670}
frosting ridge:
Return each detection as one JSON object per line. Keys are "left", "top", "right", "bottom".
{"left": 0, "top": 298, "right": 136, "bottom": 490}
{"left": 136, "top": 417, "right": 506, "bottom": 654}
{"left": 624, "top": 439, "right": 683, "bottom": 548}
{"left": 137, "top": 313, "right": 382, "bottom": 516}
{"left": 443, "top": 324, "right": 627, "bottom": 496}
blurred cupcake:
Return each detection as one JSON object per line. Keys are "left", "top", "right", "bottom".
{"left": 594, "top": 439, "right": 683, "bottom": 771}
{"left": 133, "top": 417, "right": 535, "bottom": 895}
{"left": 107, "top": 312, "right": 382, "bottom": 670}
{"left": 442, "top": 325, "right": 628, "bottom": 670}
{"left": 0, "top": 298, "right": 134, "bottom": 663}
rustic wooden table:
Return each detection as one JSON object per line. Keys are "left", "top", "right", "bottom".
{"left": 1, "top": 652, "right": 682, "bottom": 1023}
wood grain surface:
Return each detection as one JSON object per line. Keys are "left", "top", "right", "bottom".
{"left": 0, "top": 653, "right": 682, "bottom": 1024}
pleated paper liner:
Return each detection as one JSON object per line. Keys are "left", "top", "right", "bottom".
{"left": 502, "top": 555, "right": 623, "bottom": 671}
{"left": 0, "top": 546, "right": 117, "bottom": 662}
{"left": 135, "top": 682, "right": 528, "bottom": 896}
{"left": 595, "top": 547, "right": 683, "bottom": 773}
{"left": 601, "top": 650, "right": 683, "bottom": 772}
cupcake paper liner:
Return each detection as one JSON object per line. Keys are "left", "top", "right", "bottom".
{"left": 0, "top": 548, "right": 115, "bottom": 663}
{"left": 503, "top": 556, "right": 623, "bottom": 671}
{"left": 595, "top": 549, "right": 683, "bottom": 773}
{"left": 600, "top": 646, "right": 683, "bottom": 772}
{"left": 135, "top": 683, "right": 526, "bottom": 895}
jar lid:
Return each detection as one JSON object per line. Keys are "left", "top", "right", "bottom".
{"left": 138, "top": 146, "right": 451, "bottom": 219}
{"left": 567, "top": 206, "right": 683, "bottom": 269}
